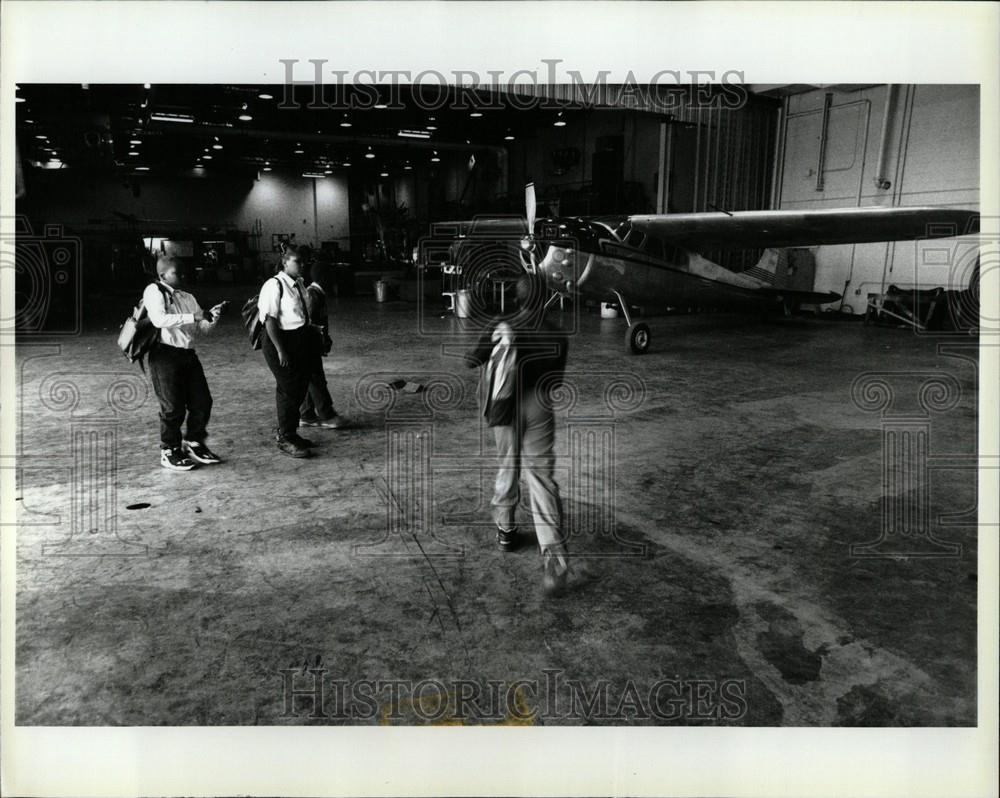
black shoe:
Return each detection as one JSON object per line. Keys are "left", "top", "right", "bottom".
{"left": 276, "top": 437, "right": 310, "bottom": 458}
{"left": 496, "top": 526, "right": 518, "bottom": 551}
{"left": 275, "top": 431, "right": 315, "bottom": 448}
{"left": 160, "top": 447, "right": 197, "bottom": 471}
{"left": 183, "top": 439, "right": 222, "bottom": 465}
{"left": 542, "top": 548, "right": 570, "bottom": 597}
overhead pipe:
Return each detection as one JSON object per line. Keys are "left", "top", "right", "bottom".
{"left": 872, "top": 84, "right": 898, "bottom": 191}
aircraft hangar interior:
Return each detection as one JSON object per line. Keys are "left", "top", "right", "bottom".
{"left": 14, "top": 82, "right": 981, "bottom": 727}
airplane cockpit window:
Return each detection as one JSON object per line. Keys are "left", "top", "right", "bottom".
{"left": 625, "top": 229, "right": 646, "bottom": 249}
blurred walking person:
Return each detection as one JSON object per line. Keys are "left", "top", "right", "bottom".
{"left": 465, "top": 274, "right": 571, "bottom": 595}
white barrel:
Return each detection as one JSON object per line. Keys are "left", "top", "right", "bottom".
{"left": 600, "top": 302, "right": 619, "bottom": 319}
{"left": 455, "top": 289, "right": 472, "bottom": 319}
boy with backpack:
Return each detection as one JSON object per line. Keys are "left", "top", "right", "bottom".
{"left": 144, "top": 256, "right": 227, "bottom": 471}
{"left": 256, "top": 244, "right": 318, "bottom": 458}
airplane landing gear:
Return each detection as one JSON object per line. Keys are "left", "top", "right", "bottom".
{"left": 627, "top": 322, "right": 651, "bottom": 354}
{"left": 612, "top": 290, "right": 651, "bottom": 354}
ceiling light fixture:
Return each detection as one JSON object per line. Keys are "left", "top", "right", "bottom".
{"left": 374, "top": 103, "right": 388, "bottom": 110}
{"left": 430, "top": 151, "right": 441, "bottom": 163}
{"left": 259, "top": 92, "right": 273, "bottom": 100}
{"left": 554, "top": 111, "right": 566, "bottom": 127}
{"left": 202, "top": 155, "right": 213, "bottom": 160}
{"left": 340, "top": 115, "right": 352, "bottom": 128}
{"left": 425, "top": 124, "right": 438, "bottom": 131}
{"left": 365, "top": 147, "right": 375, "bottom": 160}
{"left": 130, "top": 139, "right": 141, "bottom": 145}
{"left": 213, "top": 144, "right": 223, "bottom": 150}
{"left": 397, "top": 129, "right": 431, "bottom": 139}
{"left": 294, "top": 148, "right": 304, "bottom": 154}
{"left": 128, "top": 151, "right": 139, "bottom": 156}
{"left": 135, "top": 166, "right": 150, "bottom": 171}
{"left": 469, "top": 111, "right": 483, "bottom": 118}
{"left": 302, "top": 172, "right": 326, "bottom": 179}
{"left": 262, "top": 166, "right": 272, "bottom": 172}
{"left": 239, "top": 114, "right": 253, "bottom": 122}
{"left": 150, "top": 112, "right": 194, "bottom": 124}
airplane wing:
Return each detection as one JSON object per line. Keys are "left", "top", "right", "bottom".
{"left": 629, "top": 207, "right": 979, "bottom": 251}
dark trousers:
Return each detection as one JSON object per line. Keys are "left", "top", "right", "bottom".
{"left": 300, "top": 349, "right": 336, "bottom": 421}
{"left": 262, "top": 326, "right": 311, "bottom": 438}
{"left": 148, "top": 344, "right": 213, "bottom": 450}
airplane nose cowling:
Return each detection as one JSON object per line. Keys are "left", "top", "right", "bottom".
{"left": 539, "top": 245, "right": 576, "bottom": 293}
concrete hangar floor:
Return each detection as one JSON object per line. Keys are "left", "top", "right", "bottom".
{"left": 15, "top": 293, "right": 977, "bottom": 726}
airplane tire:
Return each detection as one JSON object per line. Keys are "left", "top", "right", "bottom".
{"left": 627, "top": 322, "right": 651, "bottom": 354}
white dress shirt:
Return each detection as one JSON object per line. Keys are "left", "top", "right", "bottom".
{"left": 143, "top": 280, "right": 217, "bottom": 349}
{"left": 257, "top": 270, "right": 309, "bottom": 330}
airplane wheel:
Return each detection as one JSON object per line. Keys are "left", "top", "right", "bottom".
{"left": 627, "top": 322, "right": 651, "bottom": 354}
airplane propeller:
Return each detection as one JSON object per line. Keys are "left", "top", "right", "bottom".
{"left": 525, "top": 182, "right": 537, "bottom": 232}
{"left": 521, "top": 182, "right": 539, "bottom": 273}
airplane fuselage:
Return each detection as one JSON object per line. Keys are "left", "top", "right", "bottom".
{"left": 533, "top": 216, "right": 789, "bottom": 313}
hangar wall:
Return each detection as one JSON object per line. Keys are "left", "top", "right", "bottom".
{"left": 507, "top": 110, "right": 662, "bottom": 214}
{"left": 20, "top": 169, "right": 352, "bottom": 253}
{"left": 775, "top": 84, "right": 980, "bottom": 313}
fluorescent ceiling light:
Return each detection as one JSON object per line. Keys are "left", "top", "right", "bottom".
{"left": 259, "top": 93, "right": 273, "bottom": 100}
{"left": 398, "top": 129, "right": 431, "bottom": 139}
{"left": 150, "top": 113, "right": 194, "bottom": 124}
{"left": 239, "top": 114, "right": 253, "bottom": 121}
{"left": 302, "top": 172, "right": 326, "bottom": 178}
{"left": 135, "top": 166, "right": 150, "bottom": 171}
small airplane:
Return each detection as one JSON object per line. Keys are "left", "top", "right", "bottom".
{"left": 440, "top": 185, "right": 979, "bottom": 354}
